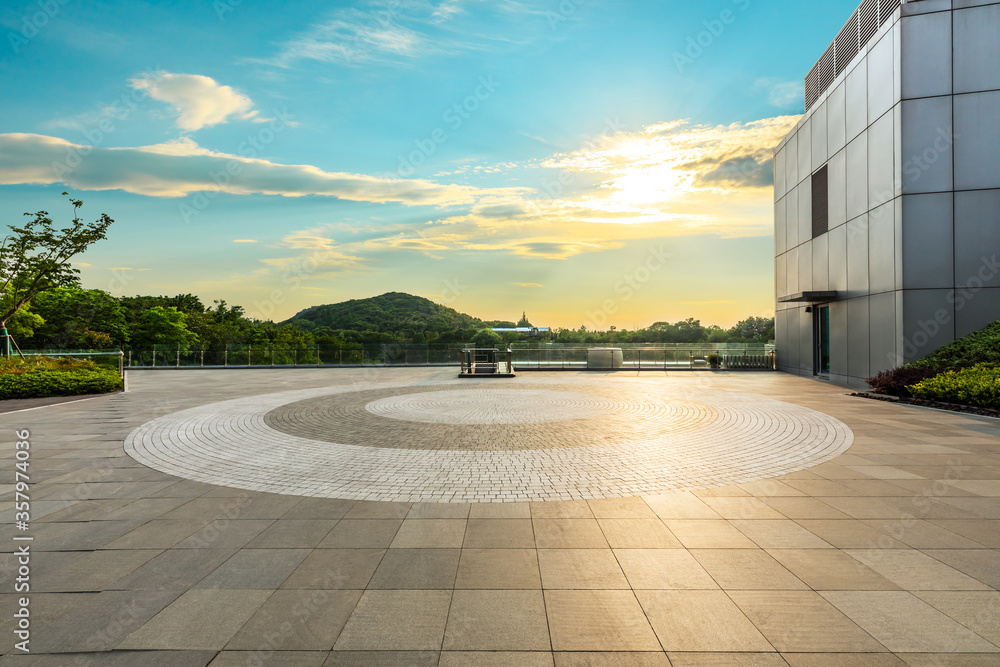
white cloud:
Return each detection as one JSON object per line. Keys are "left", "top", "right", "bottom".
{"left": 130, "top": 72, "right": 263, "bottom": 131}
{"left": 0, "top": 133, "right": 531, "bottom": 205}
{"left": 754, "top": 78, "right": 803, "bottom": 109}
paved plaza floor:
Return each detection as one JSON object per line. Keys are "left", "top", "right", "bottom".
{"left": 1, "top": 368, "right": 999, "bottom": 665}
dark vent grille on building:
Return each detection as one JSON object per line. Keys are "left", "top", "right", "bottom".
{"left": 804, "top": 0, "right": 901, "bottom": 110}
{"left": 812, "top": 166, "right": 829, "bottom": 239}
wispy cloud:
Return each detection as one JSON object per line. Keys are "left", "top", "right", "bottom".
{"left": 130, "top": 72, "right": 266, "bottom": 131}
{"left": 0, "top": 133, "right": 531, "bottom": 205}
{"left": 754, "top": 78, "right": 803, "bottom": 110}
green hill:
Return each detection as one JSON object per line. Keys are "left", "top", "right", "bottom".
{"left": 286, "top": 292, "right": 485, "bottom": 333}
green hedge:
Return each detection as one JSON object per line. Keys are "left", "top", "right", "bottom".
{"left": 908, "top": 364, "right": 1000, "bottom": 409}
{"left": 0, "top": 369, "right": 123, "bottom": 400}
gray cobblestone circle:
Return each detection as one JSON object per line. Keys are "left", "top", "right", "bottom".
{"left": 124, "top": 377, "right": 854, "bottom": 502}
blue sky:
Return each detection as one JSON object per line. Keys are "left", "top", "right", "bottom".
{"left": 0, "top": 0, "right": 862, "bottom": 328}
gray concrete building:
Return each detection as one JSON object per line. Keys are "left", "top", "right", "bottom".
{"left": 774, "top": 0, "right": 1000, "bottom": 389}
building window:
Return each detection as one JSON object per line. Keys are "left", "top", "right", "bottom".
{"left": 812, "top": 165, "right": 829, "bottom": 238}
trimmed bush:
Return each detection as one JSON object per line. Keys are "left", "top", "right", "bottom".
{"left": 866, "top": 365, "right": 943, "bottom": 397}
{"left": 908, "top": 364, "right": 1000, "bottom": 409}
{"left": 911, "top": 320, "right": 1000, "bottom": 370}
{"left": 0, "top": 369, "right": 122, "bottom": 400}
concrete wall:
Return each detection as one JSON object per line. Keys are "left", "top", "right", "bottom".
{"left": 774, "top": 0, "right": 1000, "bottom": 389}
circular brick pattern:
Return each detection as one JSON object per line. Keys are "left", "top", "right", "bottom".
{"left": 124, "top": 377, "right": 855, "bottom": 502}
{"left": 263, "top": 385, "right": 716, "bottom": 451}
{"left": 366, "top": 388, "right": 618, "bottom": 425}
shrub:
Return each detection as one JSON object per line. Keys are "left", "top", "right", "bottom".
{"left": 0, "top": 356, "right": 101, "bottom": 374}
{"left": 0, "top": 369, "right": 122, "bottom": 400}
{"left": 867, "top": 365, "right": 944, "bottom": 397}
{"left": 911, "top": 320, "right": 1000, "bottom": 370}
{"left": 908, "top": 364, "right": 1000, "bottom": 409}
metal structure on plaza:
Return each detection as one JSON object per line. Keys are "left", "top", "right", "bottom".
{"left": 459, "top": 347, "right": 516, "bottom": 378}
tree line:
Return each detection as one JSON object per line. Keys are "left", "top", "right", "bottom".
{"left": 13, "top": 286, "right": 774, "bottom": 351}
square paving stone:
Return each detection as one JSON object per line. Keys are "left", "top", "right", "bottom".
{"left": 533, "top": 519, "right": 609, "bottom": 549}
{"left": 530, "top": 501, "right": 594, "bottom": 519}
{"left": 440, "top": 652, "right": 554, "bottom": 666}
{"left": 614, "top": 549, "right": 718, "bottom": 590}
{"left": 333, "top": 590, "right": 452, "bottom": 650}
{"left": 0, "top": 651, "right": 218, "bottom": 666}
{"left": 195, "top": 549, "right": 310, "bottom": 589}
{"left": 389, "top": 519, "right": 466, "bottom": 548}
{"left": 463, "top": 519, "right": 534, "bottom": 549}
{"left": 443, "top": 590, "right": 550, "bottom": 651}
{"left": 766, "top": 549, "right": 901, "bottom": 591}
{"left": 822, "top": 591, "right": 1000, "bottom": 653}
{"left": 642, "top": 492, "right": 722, "bottom": 520}
{"left": 227, "top": 590, "right": 362, "bottom": 651}
{"left": 927, "top": 520, "right": 1000, "bottom": 548}
{"left": 31, "top": 520, "right": 148, "bottom": 551}
{"left": 281, "top": 549, "right": 384, "bottom": 590}
{"left": 159, "top": 498, "right": 248, "bottom": 524}
{"left": 323, "top": 651, "right": 440, "bottom": 666}
{"left": 282, "top": 498, "right": 356, "bottom": 520}
{"left": 662, "top": 520, "right": 757, "bottom": 548}
{"left": 368, "top": 548, "right": 461, "bottom": 589}
{"left": 209, "top": 652, "right": 330, "bottom": 666}
{"left": 225, "top": 493, "right": 303, "bottom": 520}
{"left": 554, "top": 653, "right": 669, "bottom": 666}
{"left": 108, "top": 548, "right": 236, "bottom": 591}
{"left": 246, "top": 520, "right": 338, "bottom": 549}
{"left": 701, "top": 497, "right": 787, "bottom": 520}
{"left": 728, "top": 590, "right": 886, "bottom": 653}
{"left": 690, "top": 549, "right": 808, "bottom": 590}
{"left": 779, "top": 655, "right": 906, "bottom": 666}
{"left": 597, "top": 519, "right": 681, "bottom": 549}
{"left": 33, "top": 549, "right": 161, "bottom": 592}
{"left": 537, "top": 549, "right": 629, "bottom": 589}
{"left": 544, "top": 590, "right": 661, "bottom": 651}
{"left": 762, "top": 497, "right": 851, "bottom": 520}
{"left": 468, "top": 503, "right": 531, "bottom": 519}
{"left": 845, "top": 550, "right": 992, "bottom": 591}
{"left": 118, "top": 589, "right": 272, "bottom": 650}
{"left": 636, "top": 590, "right": 772, "bottom": 652}
{"left": 318, "top": 520, "right": 402, "bottom": 549}
{"left": 343, "top": 501, "right": 411, "bottom": 520}
{"left": 407, "top": 503, "right": 471, "bottom": 519}
{"left": 26, "top": 590, "right": 181, "bottom": 653}
{"left": 730, "top": 520, "right": 834, "bottom": 549}
{"left": 914, "top": 592, "right": 1000, "bottom": 646}
{"left": 103, "top": 520, "right": 203, "bottom": 550}
{"left": 862, "top": 520, "right": 985, "bottom": 550}
{"left": 587, "top": 498, "right": 657, "bottom": 518}
{"left": 792, "top": 520, "right": 906, "bottom": 549}
{"left": 173, "top": 519, "right": 275, "bottom": 550}
{"left": 921, "top": 549, "right": 1000, "bottom": 589}
{"left": 455, "top": 549, "right": 541, "bottom": 589}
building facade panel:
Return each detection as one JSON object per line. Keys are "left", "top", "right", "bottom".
{"left": 775, "top": 0, "right": 999, "bottom": 389}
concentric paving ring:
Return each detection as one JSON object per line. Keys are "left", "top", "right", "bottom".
{"left": 124, "top": 377, "right": 854, "bottom": 503}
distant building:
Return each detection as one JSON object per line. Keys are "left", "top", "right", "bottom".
{"left": 490, "top": 327, "right": 551, "bottom": 336}
{"left": 774, "top": 0, "right": 1000, "bottom": 388}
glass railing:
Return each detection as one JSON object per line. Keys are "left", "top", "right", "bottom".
{"left": 117, "top": 343, "right": 775, "bottom": 371}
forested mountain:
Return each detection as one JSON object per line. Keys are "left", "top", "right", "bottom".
{"left": 286, "top": 292, "right": 485, "bottom": 334}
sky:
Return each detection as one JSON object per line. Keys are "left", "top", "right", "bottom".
{"left": 0, "top": 0, "right": 863, "bottom": 329}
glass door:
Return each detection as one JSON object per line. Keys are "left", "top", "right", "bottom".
{"left": 815, "top": 305, "right": 831, "bottom": 376}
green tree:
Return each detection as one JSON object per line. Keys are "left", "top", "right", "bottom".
{"left": 517, "top": 311, "right": 532, "bottom": 327}
{"left": 131, "top": 307, "right": 199, "bottom": 349}
{"left": 728, "top": 316, "right": 775, "bottom": 343}
{"left": 471, "top": 328, "right": 503, "bottom": 348}
{"left": 26, "top": 287, "right": 129, "bottom": 349}
{"left": 0, "top": 194, "right": 113, "bottom": 352}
